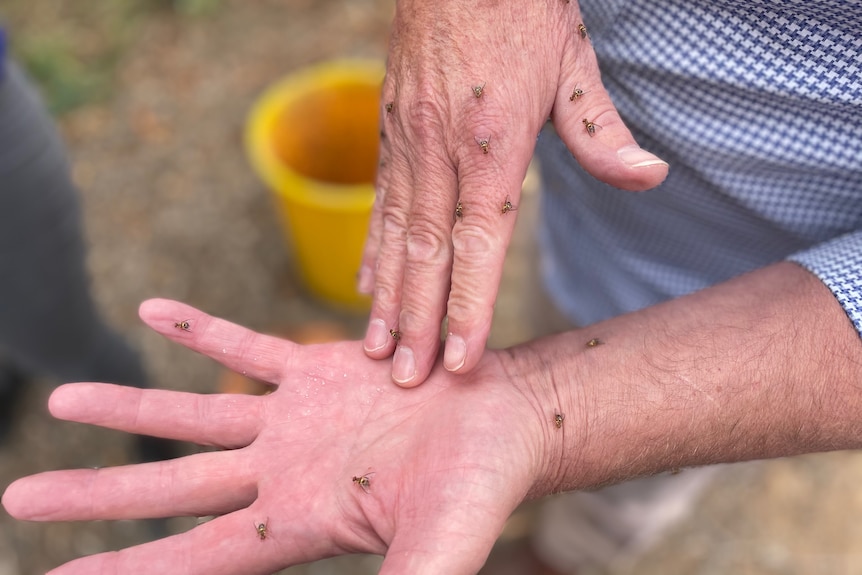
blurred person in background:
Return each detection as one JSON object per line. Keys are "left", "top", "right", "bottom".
{"left": 0, "top": 26, "right": 174, "bottom": 461}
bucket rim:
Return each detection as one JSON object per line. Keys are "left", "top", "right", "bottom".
{"left": 244, "top": 58, "right": 383, "bottom": 213}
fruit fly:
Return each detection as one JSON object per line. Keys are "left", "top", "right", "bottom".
{"left": 472, "top": 82, "right": 486, "bottom": 98}
{"left": 501, "top": 196, "right": 518, "bottom": 214}
{"left": 554, "top": 412, "right": 565, "bottom": 428}
{"left": 174, "top": 320, "right": 192, "bottom": 332}
{"left": 578, "top": 23, "right": 588, "bottom": 39}
{"left": 255, "top": 518, "right": 269, "bottom": 540}
{"left": 389, "top": 329, "right": 402, "bottom": 341}
{"left": 353, "top": 472, "right": 375, "bottom": 493}
{"left": 586, "top": 338, "right": 603, "bottom": 348}
{"left": 582, "top": 118, "right": 601, "bottom": 136}
{"left": 455, "top": 200, "right": 464, "bottom": 220}
{"left": 475, "top": 136, "right": 491, "bottom": 154}
{"left": 569, "top": 85, "right": 588, "bottom": 101}
{"left": 385, "top": 101, "right": 394, "bottom": 113}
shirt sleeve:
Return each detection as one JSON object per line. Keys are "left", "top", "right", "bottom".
{"left": 788, "top": 231, "right": 862, "bottom": 338}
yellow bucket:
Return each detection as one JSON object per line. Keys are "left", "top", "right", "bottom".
{"left": 245, "top": 59, "right": 383, "bottom": 311}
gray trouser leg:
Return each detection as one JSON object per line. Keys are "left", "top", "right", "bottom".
{"left": 0, "top": 60, "right": 147, "bottom": 388}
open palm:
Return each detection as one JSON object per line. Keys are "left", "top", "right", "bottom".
{"left": 3, "top": 299, "right": 545, "bottom": 575}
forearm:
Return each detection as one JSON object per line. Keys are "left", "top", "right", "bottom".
{"left": 509, "top": 261, "right": 862, "bottom": 497}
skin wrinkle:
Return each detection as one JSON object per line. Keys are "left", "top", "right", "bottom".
{"left": 335, "top": 467, "right": 392, "bottom": 554}
{"left": 202, "top": 394, "right": 247, "bottom": 450}
{"left": 214, "top": 395, "right": 263, "bottom": 449}
{"left": 450, "top": 210, "right": 507, "bottom": 252}
{"left": 312, "top": 375, "right": 408, "bottom": 548}
{"left": 498, "top": 345, "right": 566, "bottom": 499}
{"left": 371, "top": 217, "right": 409, "bottom": 323}
{"left": 446, "top": 277, "right": 497, "bottom": 329}
{"left": 446, "top": 215, "right": 505, "bottom": 334}
{"left": 232, "top": 329, "right": 281, "bottom": 385}
{"left": 401, "top": 88, "right": 451, "bottom": 152}
{"left": 379, "top": 171, "right": 413, "bottom": 233}
{"left": 83, "top": 469, "right": 99, "bottom": 523}
{"left": 399, "top": 2, "right": 565, "bottom": 162}
{"left": 454, "top": 134, "right": 516, "bottom": 193}
{"left": 127, "top": 387, "right": 145, "bottom": 433}
{"left": 195, "top": 394, "right": 221, "bottom": 447}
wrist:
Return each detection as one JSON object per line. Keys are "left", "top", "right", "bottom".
{"left": 497, "top": 335, "right": 596, "bottom": 500}
{"left": 515, "top": 263, "right": 862, "bottom": 500}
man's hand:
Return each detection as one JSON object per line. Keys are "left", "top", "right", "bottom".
{"left": 5, "top": 264, "right": 862, "bottom": 574}
{"left": 359, "top": 0, "right": 668, "bottom": 386}
{"left": 2, "top": 299, "right": 553, "bottom": 575}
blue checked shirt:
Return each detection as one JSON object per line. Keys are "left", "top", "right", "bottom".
{"left": 536, "top": 0, "right": 862, "bottom": 335}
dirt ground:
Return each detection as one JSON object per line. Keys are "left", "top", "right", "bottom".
{"left": 1, "top": 2, "right": 862, "bottom": 574}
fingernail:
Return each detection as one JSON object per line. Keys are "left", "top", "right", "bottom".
{"left": 444, "top": 334, "right": 467, "bottom": 372}
{"left": 363, "top": 319, "right": 389, "bottom": 353}
{"left": 357, "top": 265, "right": 374, "bottom": 294}
{"left": 392, "top": 346, "right": 416, "bottom": 384}
{"left": 617, "top": 145, "right": 668, "bottom": 168}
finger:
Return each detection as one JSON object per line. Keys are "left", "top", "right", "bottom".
{"left": 362, "top": 148, "right": 411, "bottom": 360}
{"left": 362, "top": 30, "right": 410, "bottom": 359}
{"left": 139, "top": 298, "right": 296, "bottom": 386}
{"left": 358, "top": 170, "right": 387, "bottom": 295}
{"left": 358, "top": 78, "right": 397, "bottom": 296}
{"left": 3, "top": 451, "right": 256, "bottom": 522}
{"left": 44, "top": 509, "right": 322, "bottom": 575}
{"left": 443, "top": 109, "right": 540, "bottom": 376}
{"left": 363, "top": 75, "right": 440, "bottom": 363}
{"left": 552, "top": 13, "right": 668, "bottom": 191}
{"left": 48, "top": 383, "right": 264, "bottom": 448}
{"left": 388, "top": 131, "right": 458, "bottom": 386}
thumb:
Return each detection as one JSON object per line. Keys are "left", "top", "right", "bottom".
{"left": 551, "top": 21, "right": 668, "bottom": 191}
{"left": 378, "top": 516, "right": 503, "bottom": 575}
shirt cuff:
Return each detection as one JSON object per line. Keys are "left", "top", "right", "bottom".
{"left": 788, "top": 230, "right": 862, "bottom": 339}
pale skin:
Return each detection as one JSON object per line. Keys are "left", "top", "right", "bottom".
{"left": 359, "top": 0, "right": 669, "bottom": 386}
{"left": 5, "top": 262, "right": 862, "bottom": 574}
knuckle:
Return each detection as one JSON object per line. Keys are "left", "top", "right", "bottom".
{"left": 447, "top": 225, "right": 502, "bottom": 325}
{"left": 447, "top": 283, "right": 494, "bottom": 328}
{"left": 399, "top": 290, "right": 447, "bottom": 343}
{"left": 372, "top": 272, "right": 401, "bottom": 313}
{"left": 451, "top": 220, "right": 501, "bottom": 255}
{"left": 403, "top": 89, "right": 448, "bottom": 143}
{"left": 459, "top": 103, "right": 509, "bottom": 135}
{"left": 381, "top": 202, "right": 410, "bottom": 235}
{"left": 397, "top": 306, "right": 433, "bottom": 335}
{"left": 406, "top": 222, "right": 452, "bottom": 266}
{"left": 373, "top": 183, "right": 386, "bottom": 206}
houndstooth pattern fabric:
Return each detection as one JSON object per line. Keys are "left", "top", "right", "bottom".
{"left": 536, "top": 0, "right": 862, "bottom": 335}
